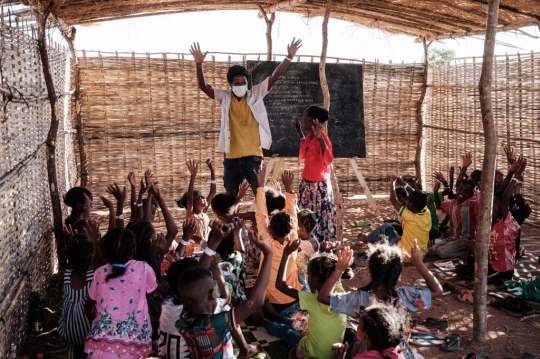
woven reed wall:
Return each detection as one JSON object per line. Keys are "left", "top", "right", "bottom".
{"left": 0, "top": 15, "right": 77, "bottom": 357}
{"left": 424, "top": 52, "right": 540, "bottom": 226}
{"left": 77, "top": 52, "right": 424, "bottom": 213}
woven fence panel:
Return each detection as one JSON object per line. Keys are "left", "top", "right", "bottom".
{"left": 78, "top": 52, "right": 424, "bottom": 209}
{"left": 424, "top": 52, "right": 540, "bottom": 225}
{"left": 0, "top": 13, "right": 76, "bottom": 357}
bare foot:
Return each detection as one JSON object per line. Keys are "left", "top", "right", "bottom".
{"left": 251, "top": 309, "right": 272, "bottom": 329}
{"left": 357, "top": 233, "right": 367, "bottom": 243}
{"left": 238, "top": 343, "right": 264, "bottom": 359}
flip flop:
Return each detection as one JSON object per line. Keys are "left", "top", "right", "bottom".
{"left": 501, "top": 297, "right": 523, "bottom": 318}
{"left": 441, "top": 333, "right": 461, "bottom": 352}
{"left": 410, "top": 335, "right": 445, "bottom": 346}
{"left": 410, "top": 331, "right": 447, "bottom": 340}
{"left": 421, "top": 317, "right": 449, "bottom": 330}
{"left": 458, "top": 291, "right": 496, "bottom": 304}
{"left": 518, "top": 297, "right": 536, "bottom": 316}
{"left": 442, "top": 282, "right": 458, "bottom": 295}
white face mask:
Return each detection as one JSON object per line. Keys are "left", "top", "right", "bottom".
{"left": 232, "top": 85, "right": 248, "bottom": 98}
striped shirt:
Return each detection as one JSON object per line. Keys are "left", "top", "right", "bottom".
{"left": 57, "top": 268, "right": 94, "bottom": 345}
{"left": 441, "top": 198, "right": 480, "bottom": 240}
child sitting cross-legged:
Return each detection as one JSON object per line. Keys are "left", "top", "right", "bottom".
{"left": 332, "top": 303, "right": 407, "bottom": 359}
{"left": 254, "top": 239, "right": 353, "bottom": 359}
{"left": 175, "top": 222, "right": 273, "bottom": 359}
{"left": 318, "top": 240, "right": 442, "bottom": 359}
{"left": 359, "top": 176, "right": 431, "bottom": 257}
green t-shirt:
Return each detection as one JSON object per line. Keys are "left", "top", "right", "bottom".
{"left": 426, "top": 191, "right": 444, "bottom": 228}
{"left": 298, "top": 291, "right": 347, "bottom": 359}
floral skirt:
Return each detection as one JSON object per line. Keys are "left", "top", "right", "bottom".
{"left": 298, "top": 178, "right": 336, "bottom": 245}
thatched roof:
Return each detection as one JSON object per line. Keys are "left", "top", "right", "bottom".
{"left": 6, "top": 0, "right": 540, "bottom": 40}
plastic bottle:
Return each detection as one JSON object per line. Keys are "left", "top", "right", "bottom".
{"left": 29, "top": 292, "right": 44, "bottom": 335}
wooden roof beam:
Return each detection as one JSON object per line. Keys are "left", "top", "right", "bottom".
{"left": 413, "top": 21, "right": 540, "bottom": 42}
{"left": 257, "top": 0, "right": 307, "bottom": 18}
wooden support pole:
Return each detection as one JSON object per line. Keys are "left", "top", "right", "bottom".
{"left": 414, "top": 38, "right": 431, "bottom": 182}
{"left": 257, "top": 5, "right": 275, "bottom": 61}
{"left": 474, "top": 0, "right": 500, "bottom": 343}
{"left": 35, "top": 8, "right": 67, "bottom": 269}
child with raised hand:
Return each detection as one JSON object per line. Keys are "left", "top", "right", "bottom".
{"left": 318, "top": 240, "right": 442, "bottom": 358}
{"left": 178, "top": 159, "right": 216, "bottom": 242}
{"left": 332, "top": 303, "right": 407, "bottom": 359}
{"left": 85, "top": 227, "right": 157, "bottom": 358}
{"left": 64, "top": 187, "right": 93, "bottom": 227}
{"left": 297, "top": 209, "right": 319, "bottom": 255}
{"left": 455, "top": 157, "right": 525, "bottom": 283}
{"left": 260, "top": 239, "right": 351, "bottom": 358}
{"left": 254, "top": 166, "right": 302, "bottom": 313}
{"left": 57, "top": 233, "right": 95, "bottom": 358}
{"left": 294, "top": 105, "right": 336, "bottom": 246}
{"left": 175, "top": 226, "right": 273, "bottom": 359}
{"left": 98, "top": 182, "right": 126, "bottom": 231}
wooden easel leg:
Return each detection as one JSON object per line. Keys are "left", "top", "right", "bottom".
{"left": 350, "top": 159, "right": 381, "bottom": 216}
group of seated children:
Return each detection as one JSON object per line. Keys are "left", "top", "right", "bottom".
{"left": 57, "top": 145, "right": 529, "bottom": 359}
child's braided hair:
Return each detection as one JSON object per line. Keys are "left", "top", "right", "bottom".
{"left": 309, "top": 253, "right": 354, "bottom": 286}
{"left": 66, "top": 233, "right": 95, "bottom": 267}
{"left": 269, "top": 212, "right": 294, "bottom": 238}
{"left": 361, "top": 241, "right": 403, "bottom": 303}
{"left": 361, "top": 302, "right": 406, "bottom": 356}
{"left": 101, "top": 227, "right": 136, "bottom": 282}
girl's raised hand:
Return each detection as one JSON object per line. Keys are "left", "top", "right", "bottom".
{"left": 403, "top": 238, "right": 422, "bottom": 265}
{"left": 462, "top": 152, "right": 472, "bottom": 168}
{"left": 336, "top": 246, "right": 354, "bottom": 271}
{"left": 151, "top": 232, "right": 168, "bottom": 254}
{"left": 432, "top": 171, "right": 448, "bottom": 187}
{"left": 127, "top": 171, "right": 136, "bottom": 187}
{"left": 139, "top": 177, "right": 146, "bottom": 195}
{"left": 237, "top": 179, "right": 250, "bottom": 200}
{"left": 82, "top": 219, "right": 100, "bottom": 243}
{"left": 284, "top": 238, "right": 301, "bottom": 254}
{"left": 292, "top": 116, "right": 301, "bottom": 130}
{"left": 323, "top": 240, "right": 341, "bottom": 252}
{"left": 516, "top": 157, "right": 527, "bottom": 176}
{"left": 182, "top": 218, "right": 197, "bottom": 242}
{"left": 209, "top": 253, "right": 221, "bottom": 272}
{"left": 231, "top": 217, "right": 245, "bottom": 235}
{"left": 209, "top": 220, "right": 232, "bottom": 243}
{"left": 509, "top": 155, "right": 524, "bottom": 173}
{"left": 99, "top": 194, "right": 113, "bottom": 209}
{"left": 254, "top": 164, "right": 266, "bottom": 188}
{"left": 311, "top": 119, "right": 323, "bottom": 139}
{"left": 249, "top": 230, "right": 272, "bottom": 256}
{"left": 281, "top": 170, "right": 294, "bottom": 193}
{"left": 150, "top": 181, "right": 162, "bottom": 201}
{"left": 144, "top": 169, "right": 154, "bottom": 188}
{"left": 504, "top": 145, "right": 515, "bottom": 164}
{"left": 206, "top": 158, "right": 214, "bottom": 172}
{"left": 186, "top": 159, "right": 198, "bottom": 176}
{"left": 106, "top": 182, "right": 126, "bottom": 203}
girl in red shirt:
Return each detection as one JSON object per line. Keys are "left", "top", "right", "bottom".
{"left": 293, "top": 105, "right": 335, "bottom": 246}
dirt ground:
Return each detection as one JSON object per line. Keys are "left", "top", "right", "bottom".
{"left": 18, "top": 196, "right": 540, "bottom": 359}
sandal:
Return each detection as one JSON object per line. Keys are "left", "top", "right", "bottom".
{"left": 501, "top": 297, "right": 523, "bottom": 318}
{"left": 441, "top": 333, "right": 461, "bottom": 352}
{"left": 410, "top": 335, "right": 445, "bottom": 346}
{"left": 442, "top": 282, "right": 458, "bottom": 295}
{"left": 421, "top": 317, "right": 449, "bottom": 330}
{"left": 457, "top": 291, "right": 496, "bottom": 304}
{"left": 465, "top": 353, "right": 490, "bottom": 359}
{"left": 518, "top": 297, "right": 535, "bottom": 316}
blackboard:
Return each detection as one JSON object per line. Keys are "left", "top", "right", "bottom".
{"left": 247, "top": 61, "right": 365, "bottom": 158}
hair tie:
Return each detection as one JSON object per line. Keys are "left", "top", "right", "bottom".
{"left": 381, "top": 346, "right": 400, "bottom": 359}
{"left": 112, "top": 263, "right": 126, "bottom": 268}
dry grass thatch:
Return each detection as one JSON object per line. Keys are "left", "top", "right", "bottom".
{"left": 1, "top": 0, "right": 538, "bottom": 40}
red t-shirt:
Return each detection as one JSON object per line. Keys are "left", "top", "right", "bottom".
{"left": 489, "top": 212, "right": 519, "bottom": 272}
{"left": 299, "top": 132, "right": 334, "bottom": 182}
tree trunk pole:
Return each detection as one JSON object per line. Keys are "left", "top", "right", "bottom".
{"left": 414, "top": 38, "right": 430, "bottom": 182}
{"left": 474, "top": 0, "right": 500, "bottom": 342}
{"left": 35, "top": 9, "right": 67, "bottom": 269}
{"left": 257, "top": 5, "right": 275, "bottom": 61}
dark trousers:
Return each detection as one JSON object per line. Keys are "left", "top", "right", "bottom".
{"left": 223, "top": 156, "right": 263, "bottom": 196}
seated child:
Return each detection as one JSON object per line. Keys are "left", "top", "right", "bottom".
{"left": 255, "top": 239, "right": 351, "bottom": 359}
{"left": 332, "top": 303, "right": 407, "bottom": 359}
{"left": 455, "top": 158, "right": 525, "bottom": 283}
{"left": 318, "top": 240, "right": 442, "bottom": 359}
{"left": 430, "top": 177, "right": 479, "bottom": 258}
{"left": 57, "top": 234, "right": 95, "bottom": 358}
{"left": 175, "top": 226, "right": 273, "bottom": 359}
{"left": 359, "top": 176, "right": 431, "bottom": 257}
{"left": 178, "top": 159, "right": 216, "bottom": 242}
{"left": 297, "top": 209, "right": 319, "bottom": 256}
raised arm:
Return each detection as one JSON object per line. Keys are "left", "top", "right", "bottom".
{"left": 498, "top": 155, "right": 523, "bottom": 195}
{"left": 98, "top": 194, "right": 116, "bottom": 231}
{"left": 275, "top": 239, "right": 301, "bottom": 300}
{"left": 292, "top": 116, "right": 305, "bottom": 140}
{"left": 405, "top": 239, "right": 443, "bottom": 298}
{"left": 176, "top": 218, "right": 197, "bottom": 257}
{"left": 233, "top": 231, "right": 273, "bottom": 323}
{"left": 136, "top": 177, "right": 146, "bottom": 220}
{"left": 388, "top": 175, "right": 402, "bottom": 212}
{"left": 198, "top": 220, "right": 232, "bottom": 270}
{"left": 210, "top": 254, "right": 231, "bottom": 306}
{"left": 254, "top": 166, "right": 273, "bottom": 243}
{"left": 267, "top": 38, "right": 302, "bottom": 90}
{"left": 317, "top": 246, "right": 353, "bottom": 305}
{"left": 107, "top": 182, "right": 126, "bottom": 228}
{"left": 205, "top": 159, "right": 216, "bottom": 209}
{"left": 449, "top": 166, "right": 455, "bottom": 193}
{"left": 433, "top": 181, "right": 442, "bottom": 210}
{"left": 143, "top": 169, "right": 154, "bottom": 222}
{"left": 128, "top": 172, "right": 137, "bottom": 222}
{"left": 395, "top": 176, "right": 413, "bottom": 195}
{"left": 501, "top": 158, "right": 526, "bottom": 220}
{"left": 230, "top": 217, "right": 246, "bottom": 253}
{"left": 189, "top": 42, "right": 215, "bottom": 99}
{"left": 185, "top": 160, "right": 198, "bottom": 220}
{"left": 235, "top": 180, "right": 250, "bottom": 206}
{"left": 504, "top": 145, "right": 516, "bottom": 165}
{"left": 150, "top": 182, "right": 179, "bottom": 251}
{"left": 456, "top": 152, "right": 472, "bottom": 187}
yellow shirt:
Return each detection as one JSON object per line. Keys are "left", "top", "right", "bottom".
{"left": 226, "top": 95, "right": 262, "bottom": 158}
{"left": 398, "top": 206, "right": 432, "bottom": 257}
{"left": 256, "top": 188, "right": 301, "bottom": 304}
